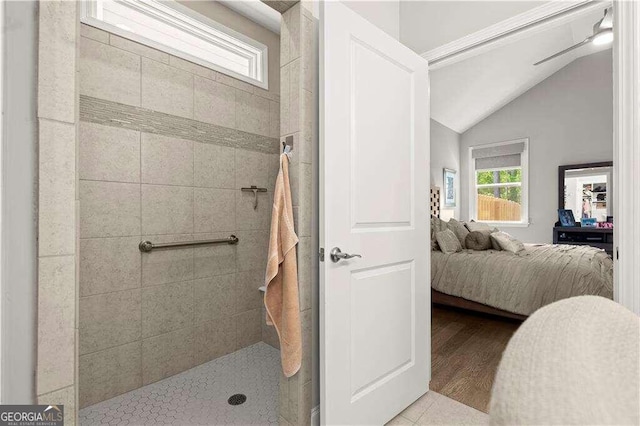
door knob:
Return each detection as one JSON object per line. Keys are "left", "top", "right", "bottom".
{"left": 330, "top": 247, "right": 362, "bottom": 263}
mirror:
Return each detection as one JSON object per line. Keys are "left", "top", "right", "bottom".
{"left": 559, "top": 162, "right": 613, "bottom": 223}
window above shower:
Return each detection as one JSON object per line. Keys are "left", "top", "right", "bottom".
{"left": 80, "top": 0, "right": 269, "bottom": 89}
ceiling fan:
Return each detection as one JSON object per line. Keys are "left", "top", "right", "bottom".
{"left": 534, "top": 7, "right": 613, "bottom": 66}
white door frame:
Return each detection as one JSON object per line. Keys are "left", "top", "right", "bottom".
{"left": 422, "top": 0, "right": 640, "bottom": 315}
{"left": 612, "top": 0, "right": 640, "bottom": 315}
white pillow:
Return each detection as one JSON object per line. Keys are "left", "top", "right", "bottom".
{"left": 490, "top": 231, "right": 525, "bottom": 253}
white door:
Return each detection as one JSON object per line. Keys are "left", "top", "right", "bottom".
{"left": 320, "top": 2, "right": 431, "bottom": 425}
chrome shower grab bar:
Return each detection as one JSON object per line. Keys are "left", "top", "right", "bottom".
{"left": 139, "top": 235, "right": 239, "bottom": 252}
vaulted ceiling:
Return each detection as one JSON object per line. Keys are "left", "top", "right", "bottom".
{"left": 430, "top": 8, "right": 612, "bottom": 134}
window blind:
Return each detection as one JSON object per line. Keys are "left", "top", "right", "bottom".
{"left": 472, "top": 141, "right": 525, "bottom": 170}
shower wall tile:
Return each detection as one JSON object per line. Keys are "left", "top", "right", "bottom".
{"left": 280, "top": 59, "right": 301, "bottom": 136}
{"left": 141, "top": 184, "right": 193, "bottom": 235}
{"left": 141, "top": 234, "right": 194, "bottom": 287}
{"left": 235, "top": 269, "right": 264, "bottom": 314}
{"left": 280, "top": 2, "right": 301, "bottom": 66}
{"left": 280, "top": 7, "right": 291, "bottom": 66}
{"left": 79, "top": 24, "right": 282, "bottom": 407}
{"left": 297, "top": 236, "right": 312, "bottom": 312}
{"left": 289, "top": 162, "right": 300, "bottom": 207}
{"left": 301, "top": 14, "right": 316, "bottom": 94}
{"left": 193, "top": 188, "right": 236, "bottom": 233}
{"left": 110, "top": 34, "right": 169, "bottom": 64}
{"left": 141, "top": 133, "right": 194, "bottom": 186}
{"left": 261, "top": 306, "right": 280, "bottom": 349}
{"left": 297, "top": 163, "right": 313, "bottom": 237}
{"left": 79, "top": 341, "right": 142, "bottom": 408}
{"left": 279, "top": 6, "right": 317, "bottom": 424}
{"left": 80, "top": 237, "right": 141, "bottom": 297}
{"left": 236, "top": 89, "right": 271, "bottom": 137}
{"left": 193, "top": 317, "right": 236, "bottom": 366}
{"left": 142, "top": 281, "right": 195, "bottom": 338}
{"left": 37, "top": 3, "right": 79, "bottom": 419}
{"left": 216, "top": 72, "right": 254, "bottom": 93}
{"left": 141, "top": 58, "right": 193, "bottom": 119}
{"left": 288, "top": 59, "right": 301, "bottom": 134}
{"left": 267, "top": 153, "right": 281, "bottom": 192}
{"left": 79, "top": 122, "right": 140, "bottom": 183}
{"left": 298, "top": 308, "right": 313, "bottom": 385}
{"left": 301, "top": 88, "right": 315, "bottom": 163}
{"left": 169, "top": 55, "right": 217, "bottom": 80}
{"left": 38, "top": 386, "right": 76, "bottom": 426}
{"left": 193, "top": 232, "right": 237, "bottom": 279}
{"left": 80, "top": 24, "right": 109, "bottom": 44}
{"left": 280, "top": 64, "right": 291, "bottom": 136}
{"left": 300, "top": 380, "right": 313, "bottom": 426}
{"left": 37, "top": 256, "right": 76, "bottom": 395}
{"left": 235, "top": 190, "right": 272, "bottom": 231}
{"left": 80, "top": 37, "right": 141, "bottom": 106}
{"left": 193, "top": 274, "right": 236, "bottom": 323}
{"left": 236, "top": 230, "right": 270, "bottom": 272}
{"left": 79, "top": 289, "right": 142, "bottom": 355}
{"left": 193, "top": 142, "right": 236, "bottom": 189}
{"left": 194, "top": 76, "right": 236, "bottom": 128}
{"left": 235, "top": 308, "right": 262, "bottom": 348}
{"left": 38, "top": 119, "right": 76, "bottom": 256}
{"left": 270, "top": 100, "right": 280, "bottom": 138}
{"left": 80, "top": 181, "right": 141, "bottom": 238}
{"left": 235, "top": 149, "right": 269, "bottom": 189}
{"left": 254, "top": 86, "right": 280, "bottom": 102}
{"left": 279, "top": 370, "right": 291, "bottom": 422}
{"left": 38, "top": 1, "right": 76, "bottom": 123}
{"left": 142, "top": 327, "right": 195, "bottom": 385}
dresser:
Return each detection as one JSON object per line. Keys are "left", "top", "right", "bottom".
{"left": 553, "top": 226, "right": 614, "bottom": 257}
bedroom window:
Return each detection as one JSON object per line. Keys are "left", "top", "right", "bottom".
{"left": 80, "top": 0, "right": 269, "bottom": 89}
{"left": 470, "top": 139, "right": 529, "bottom": 226}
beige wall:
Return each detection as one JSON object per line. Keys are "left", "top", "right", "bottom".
{"left": 77, "top": 23, "right": 281, "bottom": 407}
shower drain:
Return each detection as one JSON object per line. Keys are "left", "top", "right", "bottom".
{"left": 228, "top": 394, "right": 247, "bottom": 406}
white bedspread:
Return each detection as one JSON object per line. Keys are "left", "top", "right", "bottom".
{"left": 431, "top": 244, "right": 613, "bottom": 316}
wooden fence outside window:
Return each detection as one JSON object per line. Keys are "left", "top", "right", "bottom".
{"left": 477, "top": 194, "right": 521, "bottom": 221}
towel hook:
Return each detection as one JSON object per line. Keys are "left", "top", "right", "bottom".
{"left": 282, "top": 135, "right": 293, "bottom": 158}
{"left": 240, "top": 185, "right": 267, "bottom": 209}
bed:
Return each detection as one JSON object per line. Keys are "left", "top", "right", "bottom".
{"left": 429, "top": 187, "right": 614, "bottom": 319}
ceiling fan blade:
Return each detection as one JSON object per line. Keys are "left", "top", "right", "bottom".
{"left": 533, "top": 37, "right": 591, "bottom": 66}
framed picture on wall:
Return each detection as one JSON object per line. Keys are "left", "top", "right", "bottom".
{"left": 443, "top": 168, "right": 456, "bottom": 207}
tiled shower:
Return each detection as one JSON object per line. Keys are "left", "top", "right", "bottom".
{"left": 77, "top": 17, "right": 282, "bottom": 423}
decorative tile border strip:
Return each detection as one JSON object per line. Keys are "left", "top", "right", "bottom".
{"left": 79, "top": 95, "right": 280, "bottom": 154}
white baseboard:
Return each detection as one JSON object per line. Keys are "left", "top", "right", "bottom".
{"left": 311, "top": 405, "right": 320, "bottom": 426}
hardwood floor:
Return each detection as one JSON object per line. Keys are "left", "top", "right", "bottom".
{"left": 430, "top": 305, "right": 521, "bottom": 413}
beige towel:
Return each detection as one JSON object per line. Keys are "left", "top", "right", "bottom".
{"left": 264, "top": 153, "right": 301, "bottom": 377}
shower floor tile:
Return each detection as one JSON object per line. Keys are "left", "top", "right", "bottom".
{"left": 79, "top": 343, "right": 280, "bottom": 426}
